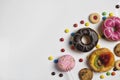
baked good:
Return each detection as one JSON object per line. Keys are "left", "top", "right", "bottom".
{"left": 79, "top": 68, "right": 93, "bottom": 80}
{"left": 102, "top": 16, "right": 120, "bottom": 41}
{"left": 114, "top": 43, "right": 120, "bottom": 57}
{"left": 73, "top": 28, "right": 98, "bottom": 52}
{"left": 115, "top": 60, "right": 120, "bottom": 70}
{"left": 89, "top": 13, "right": 100, "bottom": 24}
{"left": 57, "top": 55, "right": 75, "bottom": 72}
{"left": 88, "top": 48, "right": 115, "bottom": 72}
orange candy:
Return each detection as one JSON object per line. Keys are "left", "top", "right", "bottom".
{"left": 111, "top": 72, "right": 116, "bottom": 76}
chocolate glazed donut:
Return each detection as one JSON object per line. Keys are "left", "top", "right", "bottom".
{"left": 73, "top": 28, "right": 98, "bottom": 52}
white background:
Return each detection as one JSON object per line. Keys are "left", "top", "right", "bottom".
{"left": 0, "top": 0, "right": 120, "bottom": 80}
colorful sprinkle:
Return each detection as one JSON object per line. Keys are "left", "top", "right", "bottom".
{"left": 48, "top": 56, "right": 54, "bottom": 60}
{"left": 71, "top": 32, "right": 75, "bottom": 36}
{"left": 102, "top": 12, "right": 107, "bottom": 16}
{"left": 111, "top": 72, "right": 116, "bottom": 76}
{"left": 85, "top": 22, "right": 90, "bottom": 27}
{"left": 109, "top": 12, "right": 114, "bottom": 17}
{"left": 73, "top": 23, "right": 78, "bottom": 27}
{"left": 113, "top": 67, "right": 118, "bottom": 71}
{"left": 61, "top": 48, "right": 65, "bottom": 52}
{"left": 102, "top": 16, "right": 107, "bottom": 21}
{"left": 98, "top": 34, "right": 101, "bottom": 39}
{"left": 60, "top": 38, "right": 64, "bottom": 42}
{"left": 54, "top": 59, "right": 58, "bottom": 63}
{"left": 80, "top": 20, "right": 84, "bottom": 24}
{"left": 71, "top": 45, "right": 75, "bottom": 50}
{"left": 106, "top": 72, "right": 111, "bottom": 76}
{"left": 69, "top": 41, "right": 73, "bottom": 45}
{"left": 100, "top": 75, "right": 105, "bottom": 79}
{"left": 115, "top": 5, "right": 120, "bottom": 9}
{"left": 64, "top": 28, "right": 70, "bottom": 33}
{"left": 51, "top": 72, "right": 56, "bottom": 76}
{"left": 96, "top": 44, "right": 100, "bottom": 48}
{"left": 79, "top": 58, "right": 83, "bottom": 62}
{"left": 59, "top": 73, "right": 63, "bottom": 77}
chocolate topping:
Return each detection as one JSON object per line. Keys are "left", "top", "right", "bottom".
{"left": 73, "top": 28, "right": 98, "bottom": 52}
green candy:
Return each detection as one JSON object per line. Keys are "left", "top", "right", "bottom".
{"left": 106, "top": 72, "right": 110, "bottom": 76}
{"left": 102, "top": 12, "right": 107, "bottom": 16}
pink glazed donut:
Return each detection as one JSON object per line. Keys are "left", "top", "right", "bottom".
{"left": 102, "top": 16, "right": 120, "bottom": 41}
{"left": 57, "top": 55, "right": 75, "bottom": 72}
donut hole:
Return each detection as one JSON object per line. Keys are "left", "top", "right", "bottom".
{"left": 112, "top": 27, "right": 117, "bottom": 32}
{"left": 81, "top": 35, "right": 91, "bottom": 44}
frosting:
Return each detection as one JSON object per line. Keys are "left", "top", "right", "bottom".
{"left": 102, "top": 16, "right": 120, "bottom": 41}
{"left": 57, "top": 55, "right": 75, "bottom": 72}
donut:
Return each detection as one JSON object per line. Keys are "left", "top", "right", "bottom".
{"left": 57, "top": 55, "right": 75, "bottom": 72}
{"left": 102, "top": 16, "right": 120, "bottom": 41}
{"left": 89, "top": 48, "right": 115, "bottom": 72}
{"left": 79, "top": 68, "right": 93, "bottom": 80}
{"left": 73, "top": 28, "right": 98, "bottom": 52}
{"left": 115, "top": 60, "right": 120, "bottom": 70}
{"left": 89, "top": 13, "right": 100, "bottom": 24}
{"left": 114, "top": 43, "right": 120, "bottom": 57}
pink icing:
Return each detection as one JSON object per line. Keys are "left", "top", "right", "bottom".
{"left": 102, "top": 16, "right": 120, "bottom": 41}
{"left": 57, "top": 55, "right": 75, "bottom": 72}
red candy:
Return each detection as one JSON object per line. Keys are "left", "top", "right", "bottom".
{"left": 71, "top": 45, "right": 75, "bottom": 50}
{"left": 79, "top": 58, "right": 83, "bottom": 62}
{"left": 73, "top": 23, "right": 78, "bottom": 27}
{"left": 61, "top": 48, "right": 65, "bottom": 52}
{"left": 60, "top": 38, "right": 64, "bottom": 42}
{"left": 80, "top": 20, "right": 84, "bottom": 24}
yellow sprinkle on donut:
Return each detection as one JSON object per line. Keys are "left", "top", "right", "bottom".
{"left": 48, "top": 56, "right": 54, "bottom": 60}
{"left": 100, "top": 75, "right": 105, "bottom": 79}
{"left": 85, "top": 22, "right": 90, "bottom": 27}
{"left": 109, "top": 12, "right": 114, "bottom": 17}
{"left": 96, "top": 44, "right": 100, "bottom": 48}
{"left": 64, "top": 28, "right": 70, "bottom": 33}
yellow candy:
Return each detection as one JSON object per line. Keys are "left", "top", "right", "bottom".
{"left": 100, "top": 75, "right": 105, "bottom": 79}
{"left": 64, "top": 28, "right": 70, "bottom": 33}
{"left": 48, "top": 56, "right": 54, "bottom": 60}
{"left": 96, "top": 44, "right": 100, "bottom": 48}
{"left": 98, "top": 35, "right": 101, "bottom": 39}
{"left": 109, "top": 12, "right": 114, "bottom": 17}
{"left": 85, "top": 22, "right": 90, "bottom": 27}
